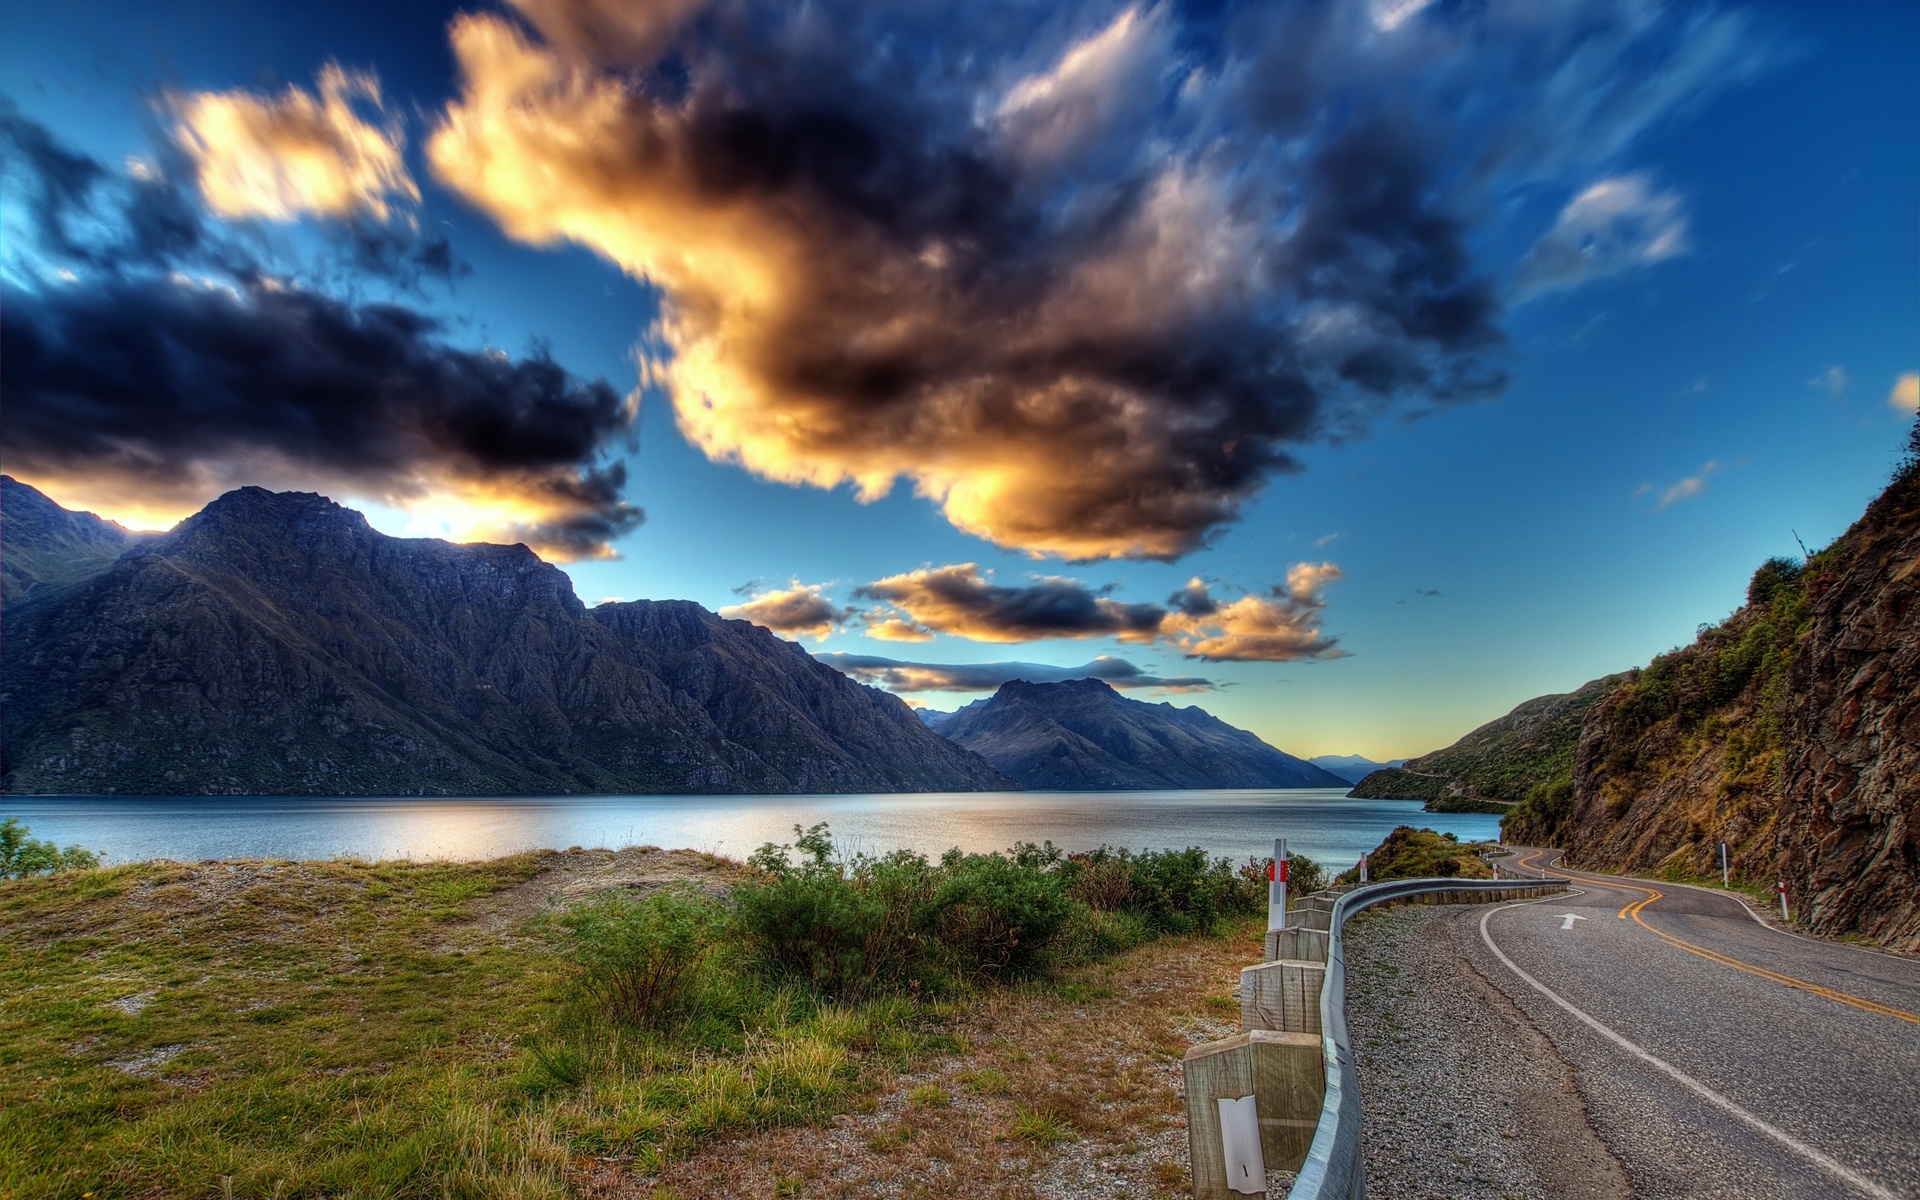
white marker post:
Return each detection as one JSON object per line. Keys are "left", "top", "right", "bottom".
{"left": 1359, "top": 852, "right": 1370, "bottom": 883}
{"left": 1777, "top": 880, "right": 1789, "bottom": 923}
{"left": 1720, "top": 842, "right": 1729, "bottom": 888}
{"left": 1268, "top": 837, "right": 1288, "bottom": 932}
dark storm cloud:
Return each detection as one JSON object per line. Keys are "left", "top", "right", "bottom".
{"left": 1, "top": 277, "right": 641, "bottom": 559}
{"left": 0, "top": 106, "right": 636, "bottom": 558}
{"left": 816, "top": 653, "right": 1217, "bottom": 694}
{"left": 856, "top": 564, "right": 1168, "bottom": 644}
{"left": 429, "top": 0, "right": 1766, "bottom": 560}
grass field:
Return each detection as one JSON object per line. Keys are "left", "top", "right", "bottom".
{"left": 1, "top": 845, "right": 1260, "bottom": 1199}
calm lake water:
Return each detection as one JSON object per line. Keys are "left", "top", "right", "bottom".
{"left": 2, "top": 789, "right": 1499, "bottom": 870}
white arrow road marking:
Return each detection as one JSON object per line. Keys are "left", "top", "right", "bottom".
{"left": 1559, "top": 914, "right": 1588, "bottom": 930}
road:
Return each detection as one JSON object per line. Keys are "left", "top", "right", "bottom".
{"left": 1454, "top": 848, "right": 1920, "bottom": 1198}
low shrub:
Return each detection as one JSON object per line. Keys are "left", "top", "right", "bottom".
{"left": 559, "top": 885, "right": 726, "bottom": 1028}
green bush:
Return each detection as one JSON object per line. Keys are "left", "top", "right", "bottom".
{"left": 0, "top": 818, "right": 98, "bottom": 879}
{"left": 923, "top": 850, "right": 1074, "bottom": 981}
{"left": 558, "top": 885, "right": 726, "bottom": 1028}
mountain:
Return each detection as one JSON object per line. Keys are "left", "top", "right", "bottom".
{"left": 1502, "top": 460, "right": 1920, "bottom": 950}
{"left": 1347, "top": 678, "right": 1618, "bottom": 813}
{"left": 0, "top": 483, "right": 1010, "bottom": 796}
{"left": 1309, "top": 754, "right": 1406, "bottom": 785}
{"left": 1, "top": 475, "right": 146, "bottom": 607}
{"left": 934, "top": 678, "right": 1347, "bottom": 790}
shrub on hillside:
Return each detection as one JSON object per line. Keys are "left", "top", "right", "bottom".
{"left": 1337, "top": 826, "right": 1494, "bottom": 884}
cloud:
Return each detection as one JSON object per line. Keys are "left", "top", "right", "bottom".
{"left": 1516, "top": 175, "right": 1690, "bottom": 298}
{"left": 425, "top": 0, "right": 1764, "bottom": 560}
{"left": 170, "top": 64, "right": 417, "bottom": 222}
{"left": 817, "top": 653, "right": 1215, "bottom": 694}
{"left": 856, "top": 563, "right": 1166, "bottom": 644}
{"left": 853, "top": 563, "right": 1342, "bottom": 662}
{"left": 1890, "top": 372, "right": 1919, "bottom": 413}
{"left": 1637, "top": 460, "right": 1721, "bottom": 510}
{"left": 1160, "top": 565, "right": 1344, "bottom": 662}
{"left": 1, "top": 107, "right": 629, "bottom": 558}
{"left": 1, "top": 275, "right": 640, "bottom": 558}
{"left": 1810, "top": 365, "right": 1848, "bottom": 401}
{"left": 719, "top": 581, "right": 851, "bottom": 640}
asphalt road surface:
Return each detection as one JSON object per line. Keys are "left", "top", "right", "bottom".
{"left": 1455, "top": 848, "right": 1920, "bottom": 1199}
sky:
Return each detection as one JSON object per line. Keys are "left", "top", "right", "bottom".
{"left": 2, "top": 0, "right": 1916, "bottom": 761}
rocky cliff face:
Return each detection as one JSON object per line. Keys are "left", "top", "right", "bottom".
{"left": 936, "top": 678, "right": 1345, "bottom": 790}
{"left": 0, "top": 484, "right": 1009, "bottom": 796}
{"left": 1507, "top": 467, "right": 1920, "bottom": 951}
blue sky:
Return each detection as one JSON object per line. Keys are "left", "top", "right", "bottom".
{"left": 3, "top": 0, "right": 1915, "bottom": 759}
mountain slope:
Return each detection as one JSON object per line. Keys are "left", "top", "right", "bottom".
{"left": 1, "top": 475, "right": 145, "bottom": 606}
{"left": 0, "top": 487, "right": 1008, "bottom": 796}
{"left": 936, "top": 678, "right": 1346, "bottom": 790}
{"left": 1507, "top": 463, "right": 1920, "bottom": 949}
{"left": 1349, "top": 678, "right": 1617, "bottom": 813}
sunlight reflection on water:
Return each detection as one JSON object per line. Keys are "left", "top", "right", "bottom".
{"left": 4, "top": 790, "right": 1502, "bottom": 871}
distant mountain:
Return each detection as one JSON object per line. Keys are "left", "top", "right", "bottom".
{"left": 1308, "top": 754, "right": 1406, "bottom": 785}
{"left": 1, "top": 483, "right": 1009, "bottom": 796}
{"left": 1, "top": 475, "right": 147, "bottom": 607}
{"left": 1346, "top": 680, "right": 1616, "bottom": 813}
{"left": 934, "top": 678, "right": 1347, "bottom": 790}
{"left": 916, "top": 708, "right": 957, "bottom": 730}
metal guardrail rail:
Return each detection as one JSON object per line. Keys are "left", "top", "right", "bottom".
{"left": 1285, "top": 875, "right": 1568, "bottom": 1200}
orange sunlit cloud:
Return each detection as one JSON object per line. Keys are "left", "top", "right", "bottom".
{"left": 171, "top": 64, "right": 417, "bottom": 222}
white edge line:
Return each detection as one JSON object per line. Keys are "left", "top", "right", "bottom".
{"left": 1478, "top": 899, "right": 1902, "bottom": 1200}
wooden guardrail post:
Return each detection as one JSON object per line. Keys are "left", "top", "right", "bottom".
{"left": 1184, "top": 1030, "right": 1326, "bottom": 1196}
{"left": 1240, "top": 959, "right": 1328, "bottom": 1034}
{"left": 1264, "top": 926, "right": 1330, "bottom": 963}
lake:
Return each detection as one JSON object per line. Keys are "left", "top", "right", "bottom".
{"left": 2, "top": 789, "right": 1500, "bottom": 870}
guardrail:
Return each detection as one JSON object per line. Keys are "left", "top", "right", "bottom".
{"left": 1183, "top": 875, "right": 1569, "bottom": 1197}
{"left": 1286, "top": 876, "right": 1567, "bottom": 1200}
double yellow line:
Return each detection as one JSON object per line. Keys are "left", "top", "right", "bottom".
{"left": 1520, "top": 852, "right": 1920, "bottom": 1027}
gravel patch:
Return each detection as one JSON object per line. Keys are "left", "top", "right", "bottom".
{"left": 1342, "top": 904, "right": 1628, "bottom": 1200}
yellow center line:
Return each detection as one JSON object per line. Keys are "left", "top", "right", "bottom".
{"left": 1530, "top": 854, "right": 1920, "bottom": 1027}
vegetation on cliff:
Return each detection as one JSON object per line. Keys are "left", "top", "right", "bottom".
{"left": 1503, "top": 421, "right": 1920, "bottom": 949}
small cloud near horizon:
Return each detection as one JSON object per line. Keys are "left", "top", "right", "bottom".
{"left": 817, "top": 653, "right": 1217, "bottom": 695}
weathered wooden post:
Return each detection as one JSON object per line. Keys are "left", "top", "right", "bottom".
{"left": 1240, "top": 958, "right": 1328, "bottom": 1034}
{"left": 1184, "top": 1030, "right": 1326, "bottom": 1196}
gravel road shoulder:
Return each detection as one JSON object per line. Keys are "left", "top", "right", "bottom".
{"left": 1343, "top": 903, "right": 1630, "bottom": 1200}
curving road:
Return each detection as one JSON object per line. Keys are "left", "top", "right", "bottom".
{"left": 1456, "top": 848, "right": 1920, "bottom": 1199}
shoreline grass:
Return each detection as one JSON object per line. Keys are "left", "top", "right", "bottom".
{"left": 1, "top": 836, "right": 1266, "bottom": 1199}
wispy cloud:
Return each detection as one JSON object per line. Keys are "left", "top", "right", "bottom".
{"left": 1516, "top": 175, "right": 1689, "bottom": 299}
{"left": 1809, "top": 365, "right": 1848, "bottom": 401}
{"left": 1636, "top": 460, "right": 1722, "bottom": 510}
{"left": 817, "top": 653, "right": 1216, "bottom": 694}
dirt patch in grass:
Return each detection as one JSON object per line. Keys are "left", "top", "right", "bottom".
{"left": 456, "top": 847, "right": 752, "bottom": 942}
{"left": 584, "top": 928, "right": 1256, "bottom": 1200}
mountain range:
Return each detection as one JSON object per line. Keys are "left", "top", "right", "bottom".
{"left": 931, "top": 678, "right": 1348, "bottom": 790}
{"left": 1, "top": 479, "right": 1339, "bottom": 797}
{"left": 0, "top": 479, "right": 1006, "bottom": 795}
